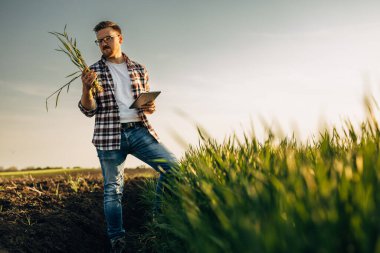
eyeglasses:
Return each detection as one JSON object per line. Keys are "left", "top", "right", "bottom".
{"left": 94, "top": 35, "right": 119, "bottom": 46}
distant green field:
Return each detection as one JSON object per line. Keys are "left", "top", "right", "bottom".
{"left": 0, "top": 168, "right": 100, "bottom": 178}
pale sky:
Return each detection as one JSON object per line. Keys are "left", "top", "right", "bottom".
{"left": 1, "top": 0, "right": 380, "bottom": 169}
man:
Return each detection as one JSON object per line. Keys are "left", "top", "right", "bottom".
{"left": 78, "top": 21, "right": 177, "bottom": 253}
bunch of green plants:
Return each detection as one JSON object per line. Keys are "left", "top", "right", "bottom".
{"left": 46, "top": 25, "right": 103, "bottom": 111}
{"left": 142, "top": 98, "right": 380, "bottom": 253}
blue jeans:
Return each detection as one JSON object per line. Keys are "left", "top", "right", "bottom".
{"left": 97, "top": 125, "right": 178, "bottom": 240}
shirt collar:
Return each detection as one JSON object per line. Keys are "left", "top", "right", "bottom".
{"left": 100, "top": 52, "right": 130, "bottom": 65}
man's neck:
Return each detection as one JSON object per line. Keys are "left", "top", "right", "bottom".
{"left": 106, "top": 52, "right": 124, "bottom": 64}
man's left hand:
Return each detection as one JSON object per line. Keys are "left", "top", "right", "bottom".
{"left": 141, "top": 102, "right": 156, "bottom": 114}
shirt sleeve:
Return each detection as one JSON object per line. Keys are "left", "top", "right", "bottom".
{"left": 144, "top": 67, "right": 150, "bottom": 92}
{"left": 78, "top": 100, "right": 97, "bottom": 117}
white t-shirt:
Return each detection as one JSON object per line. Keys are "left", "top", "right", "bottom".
{"left": 106, "top": 61, "right": 141, "bottom": 123}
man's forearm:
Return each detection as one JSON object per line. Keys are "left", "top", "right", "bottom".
{"left": 81, "top": 88, "right": 97, "bottom": 110}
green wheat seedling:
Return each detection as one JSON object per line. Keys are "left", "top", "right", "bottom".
{"left": 46, "top": 25, "right": 103, "bottom": 111}
{"left": 55, "top": 183, "right": 60, "bottom": 196}
{"left": 66, "top": 175, "right": 80, "bottom": 193}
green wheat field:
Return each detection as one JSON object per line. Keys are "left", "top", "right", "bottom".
{"left": 139, "top": 96, "right": 379, "bottom": 253}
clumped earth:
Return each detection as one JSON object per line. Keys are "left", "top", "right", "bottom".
{"left": 0, "top": 169, "right": 158, "bottom": 253}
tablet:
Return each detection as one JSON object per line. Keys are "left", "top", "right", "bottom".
{"left": 129, "top": 91, "right": 161, "bottom": 109}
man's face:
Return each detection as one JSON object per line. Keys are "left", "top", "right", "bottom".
{"left": 95, "top": 27, "right": 123, "bottom": 58}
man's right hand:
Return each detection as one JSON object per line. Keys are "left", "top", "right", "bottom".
{"left": 80, "top": 69, "right": 97, "bottom": 111}
{"left": 81, "top": 70, "right": 97, "bottom": 92}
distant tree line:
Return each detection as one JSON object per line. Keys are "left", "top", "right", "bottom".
{"left": 0, "top": 166, "right": 18, "bottom": 172}
{"left": 0, "top": 165, "right": 148, "bottom": 172}
{"left": 0, "top": 166, "right": 85, "bottom": 172}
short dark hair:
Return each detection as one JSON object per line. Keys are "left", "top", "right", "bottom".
{"left": 93, "top": 21, "right": 122, "bottom": 34}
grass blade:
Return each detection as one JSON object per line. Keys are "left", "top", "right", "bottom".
{"left": 55, "top": 88, "right": 62, "bottom": 108}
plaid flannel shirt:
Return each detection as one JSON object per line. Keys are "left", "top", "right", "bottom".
{"left": 78, "top": 53, "right": 160, "bottom": 150}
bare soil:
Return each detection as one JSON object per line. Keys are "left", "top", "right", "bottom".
{"left": 0, "top": 169, "right": 158, "bottom": 253}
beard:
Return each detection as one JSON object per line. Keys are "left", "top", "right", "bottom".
{"left": 101, "top": 47, "right": 113, "bottom": 58}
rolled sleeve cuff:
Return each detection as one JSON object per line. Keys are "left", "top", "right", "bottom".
{"left": 78, "top": 101, "right": 97, "bottom": 117}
